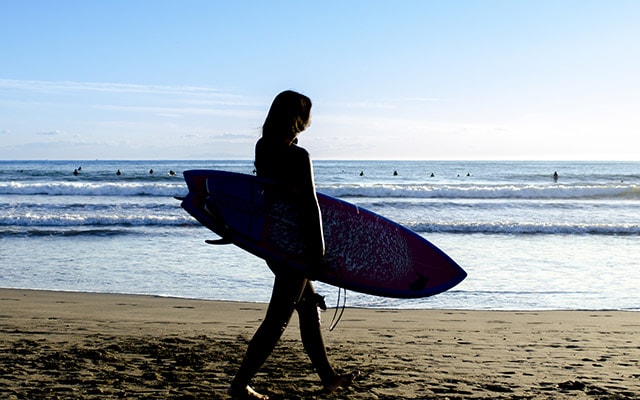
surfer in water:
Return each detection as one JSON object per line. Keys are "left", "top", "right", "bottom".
{"left": 227, "top": 90, "right": 359, "bottom": 399}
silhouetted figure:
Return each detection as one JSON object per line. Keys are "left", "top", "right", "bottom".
{"left": 430, "top": 173, "right": 435, "bottom": 178}
{"left": 169, "top": 170, "right": 176, "bottom": 176}
{"left": 553, "top": 171, "right": 558, "bottom": 182}
{"left": 393, "top": 170, "right": 398, "bottom": 176}
{"left": 116, "top": 169, "right": 122, "bottom": 176}
{"left": 149, "top": 169, "right": 154, "bottom": 174}
{"left": 227, "top": 90, "right": 358, "bottom": 399}
{"left": 359, "top": 171, "right": 364, "bottom": 176}
{"left": 73, "top": 169, "right": 79, "bottom": 176}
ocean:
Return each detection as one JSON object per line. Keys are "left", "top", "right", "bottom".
{"left": 1, "top": 160, "right": 638, "bottom": 311}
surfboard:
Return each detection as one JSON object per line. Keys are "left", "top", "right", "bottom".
{"left": 180, "top": 169, "right": 466, "bottom": 299}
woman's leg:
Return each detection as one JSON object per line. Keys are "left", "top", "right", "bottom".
{"left": 229, "top": 265, "right": 307, "bottom": 396}
{"left": 296, "top": 281, "right": 336, "bottom": 382}
{"left": 297, "top": 281, "right": 360, "bottom": 392}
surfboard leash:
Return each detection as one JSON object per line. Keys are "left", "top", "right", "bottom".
{"left": 327, "top": 256, "right": 348, "bottom": 331}
{"left": 328, "top": 286, "right": 347, "bottom": 331}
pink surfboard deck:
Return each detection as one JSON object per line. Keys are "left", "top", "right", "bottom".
{"left": 180, "top": 170, "right": 466, "bottom": 298}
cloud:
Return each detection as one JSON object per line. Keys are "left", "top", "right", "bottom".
{"left": 178, "top": 132, "right": 257, "bottom": 143}
{"left": 36, "top": 130, "right": 63, "bottom": 136}
{"left": 180, "top": 133, "right": 203, "bottom": 140}
{"left": 91, "top": 104, "right": 262, "bottom": 119}
{"left": 341, "top": 101, "right": 397, "bottom": 110}
{"left": 0, "top": 78, "right": 244, "bottom": 101}
{"left": 0, "top": 129, "right": 10, "bottom": 135}
{"left": 328, "top": 96, "right": 446, "bottom": 111}
{"left": 398, "top": 97, "right": 447, "bottom": 103}
{"left": 215, "top": 133, "right": 257, "bottom": 140}
{"left": 156, "top": 112, "right": 185, "bottom": 119}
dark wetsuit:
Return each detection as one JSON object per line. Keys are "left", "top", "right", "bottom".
{"left": 231, "top": 138, "right": 336, "bottom": 389}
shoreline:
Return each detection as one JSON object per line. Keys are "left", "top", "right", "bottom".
{"left": 1, "top": 288, "right": 638, "bottom": 399}
{"left": 4, "top": 287, "right": 638, "bottom": 313}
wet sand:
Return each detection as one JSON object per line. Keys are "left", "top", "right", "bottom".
{"left": 1, "top": 288, "right": 638, "bottom": 399}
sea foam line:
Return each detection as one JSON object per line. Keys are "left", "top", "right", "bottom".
{"left": 0, "top": 181, "right": 186, "bottom": 197}
{"left": 320, "top": 183, "right": 640, "bottom": 200}
{"left": 409, "top": 221, "right": 640, "bottom": 235}
{"left": 2, "top": 180, "right": 638, "bottom": 200}
{"left": 0, "top": 214, "right": 197, "bottom": 227}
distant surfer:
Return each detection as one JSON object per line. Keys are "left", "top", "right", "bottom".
{"left": 553, "top": 171, "right": 559, "bottom": 181}
{"left": 73, "top": 168, "right": 79, "bottom": 176}
{"left": 116, "top": 169, "right": 122, "bottom": 176}
{"left": 169, "top": 170, "right": 176, "bottom": 176}
{"left": 149, "top": 169, "right": 154, "bottom": 175}
{"left": 227, "top": 90, "right": 359, "bottom": 399}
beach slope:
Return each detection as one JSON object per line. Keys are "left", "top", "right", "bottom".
{"left": 1, "top": 289, "right": 638, "bottom": 399}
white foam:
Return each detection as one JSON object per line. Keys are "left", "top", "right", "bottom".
{"left": 319, "top": 183, "right": 640, "bottom": 200}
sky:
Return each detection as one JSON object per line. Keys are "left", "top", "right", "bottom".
{"left": 1, "top": 1, "right": 639, "bottom": 160}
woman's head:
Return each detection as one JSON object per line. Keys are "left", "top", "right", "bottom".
{"left": 262, "top": 90, "right": 312, "bottom": 145}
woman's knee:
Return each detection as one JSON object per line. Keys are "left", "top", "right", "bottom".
{"left": 296, "top": 293, "right": 327, "bottom": 318}
{"left": 297, "top": 293, "right": 327, "bottom": 311}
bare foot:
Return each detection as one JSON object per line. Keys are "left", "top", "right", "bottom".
{"left": 323, "top": 370, "right": 360, "bottom": 393}
{"left": 227, "top": 384, "right": 269, "bottom": 400}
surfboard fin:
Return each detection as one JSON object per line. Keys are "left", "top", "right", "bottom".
{"left": 205, "top": 238, "right": 233, "bottom": 245}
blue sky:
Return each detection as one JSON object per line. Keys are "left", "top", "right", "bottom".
{"left": 1, "top": 1, "right": 638, "bottom": 160}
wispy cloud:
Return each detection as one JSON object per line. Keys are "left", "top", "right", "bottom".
{"left": 340, "top": 101, "right": 397, "bottom": 110}
{"left": 0, "top": 78, "right": 238, "bottom": 99}
{"left": 397, "top": 97, "right": 447, "bottom": 103}
{"left": 179, "top": 132, "right": 257, "bottom": 141}
{"left": 36, "top": 130, "right": 63, "bottom": 136}
{"left": 330, "top": 96, "right": 446, "bottom": 111}
{"left": 180, "top": 133, "right": 203, "bottom": 140}
{"left": 215, "top": 133, "right": 257, "bottom": 140}
{"left": 92, "top": 104, "right": 262, "bottom": 118}
{"left": 0, "top": 79, "right": 264, "bottom": 121}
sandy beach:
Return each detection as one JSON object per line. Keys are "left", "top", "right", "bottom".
{"left": 1, "top": 288, "right": 638, "bottom": 399}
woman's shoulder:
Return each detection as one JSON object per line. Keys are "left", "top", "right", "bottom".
{"left": 255, "top": 139, "right": 309, "bottom": 158}
{"left": 290, "top": 143, "right": 310, "bottom": 157}
{"left": 289, "top": 144, "right": 312, "bottom": 168}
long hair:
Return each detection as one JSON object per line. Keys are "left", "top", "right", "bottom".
{"left": 262, "top": 90, "right": 312, "bottom": 144}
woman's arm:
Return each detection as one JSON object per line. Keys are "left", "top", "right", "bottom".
{"left": 295, "top": 149, "right": 325, "bottom": 260}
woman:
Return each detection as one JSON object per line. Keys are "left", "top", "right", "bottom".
{"left": 228, "top": 91, "right": 358, "bottom": 399}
